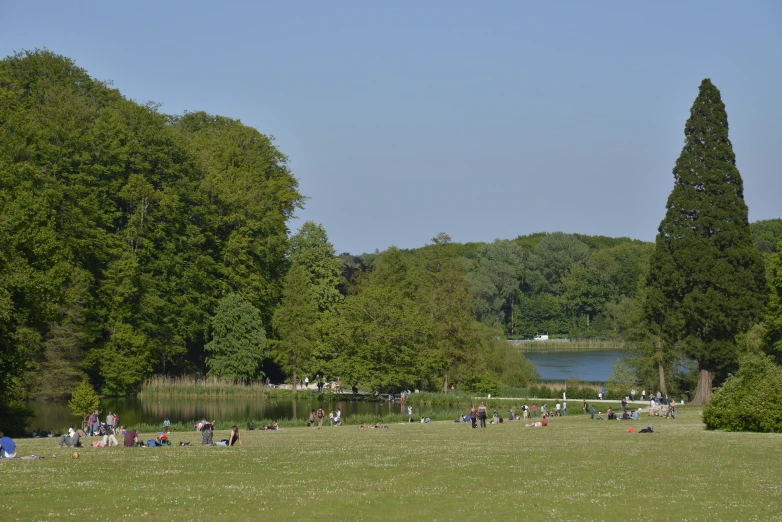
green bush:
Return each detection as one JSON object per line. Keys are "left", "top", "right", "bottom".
{"left": 465, "top": 376, "right": 500, "bottom": 397}
{"left": 703, "top": 353, "right": 782, "bottom": 433}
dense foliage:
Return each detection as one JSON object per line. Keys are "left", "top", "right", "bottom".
{"left": 703, "top": 353, "right": 782, "bottom": 432}
{"left": 2, "top": 52, "right": 780, "bottom": 433}
{"left": 643, "top": 79, "right": 767, "bottom": 404}
{"left": 0, "top": 50, "right": 303, "bottom": 405}
{"left": 204, "top": 294, "right": 266, "bottom": 380}
{"left": 765, "top": 237, "right": 782, "bottom": 363}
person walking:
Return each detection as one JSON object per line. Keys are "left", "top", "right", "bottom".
{"left": 469, "top": 407, "right": 477, "bottom": 428}
{"left": 583, "top": 399, "right": 588, "bottom": 413}
{"left": 329, "top": 411, "right": 334, "bottom": 427}
{"left": 317, "top": 407, "right": 325, "bottom": 429}
{"left": 308, "top": 409, "right": 316, "bottom": 429}
{"left": 478, "top": 403, "right": 488, "bottom": 428}
{"left": 590, "top": 405, "right": 595, "bottom": 420}
{"left": 408, "top": 405, "right": 413, "bottom": 423}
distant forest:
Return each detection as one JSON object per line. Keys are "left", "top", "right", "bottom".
{"left": 343, "top": 222, "right": 781, "bottom": 340}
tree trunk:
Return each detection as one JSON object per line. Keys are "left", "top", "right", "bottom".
{"left": 656, "top": 336, "right": 667, "bottom": 394}
{"left": 658, "top": 361, "right": 667, "bottom": 395}
{"left": 292, "top": 370, "right": 297, "bottom": 397}
{"left": 693, "top": 366, "right": 713, "bottom": 405}
{"left": 443, "top": 373, "right": 448, "bottom": 394}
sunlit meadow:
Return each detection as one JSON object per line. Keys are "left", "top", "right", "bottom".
{"left": 2, "top": 408, "right": 780, "bottom": 521}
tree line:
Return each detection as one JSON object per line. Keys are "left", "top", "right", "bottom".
{"left": 2, "top": 52, "right": 782, "bottom": 433}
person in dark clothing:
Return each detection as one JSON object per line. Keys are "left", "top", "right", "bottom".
{"left": 478, "top": 402, "right": 488, "bottom": 428}
{"left": 469, "top": 407, "right": 477, "bottom": 428}
{"left": 228, "top": 426, "right": 242, "bottom": 446}
{"left": 124, "top": 429, "right": 139, "bottom": 447}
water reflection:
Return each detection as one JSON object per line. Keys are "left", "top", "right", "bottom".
{"left": 29, "top": 396, "right": 439, "bottom": 431}
{"left": 524, "top": 350, "right": 625, "bottom": 381}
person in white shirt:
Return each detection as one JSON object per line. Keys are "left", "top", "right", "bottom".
{"left": 68, "top": 426, "right": 75, "bottom": 438}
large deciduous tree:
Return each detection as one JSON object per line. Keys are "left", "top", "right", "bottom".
{"left": 271, "top": 264, "right": 319, "bottom": 392}
{"left": 205, "top": 294, "right": 266, "bottom": 380}
{"left": 765, "top": 238, "right": 782, "bottom": 363}
{"left": 646, "top": 79, "right": 767, "bottom": 404}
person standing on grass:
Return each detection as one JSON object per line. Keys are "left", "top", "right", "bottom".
{"left": 408, "top": 405, "right": 413, "bottom": 423}
{"left": 642, "top": 390, "right": 646, "bottom": 401}
{"left": 532, "top": 404, "right": 537, "bottom": 418}
{"left": 563, "top": 401, "right": 567, "bottom": 416}
{"left": 631, "top": 389, "right": 636, "bottom": 401}
{"left": 106, "top": 412, "right": 114, "bottom": 434}
{"left": 590, "top": 405, "right": 595, "bottom": 419}
{"left": 329, "top": 411, "right": 334, "bottom": 427}
{"left": 555, "top": 402, "right": 561, "bottom": 416}
{"left": 478, "top": 402, "right": 488, "bottom": 428}
{"left": 601, "top": 387, "right": 607, "bottom": 401}
{"left": 308, "top": 409, "right": 316, "bottom": 429}
{"left": 317, "top": 407, "right": 325, "bottom": 429}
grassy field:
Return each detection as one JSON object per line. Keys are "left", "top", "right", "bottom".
{"left": 2, "top": 409, "right": 781, "bottom": 521}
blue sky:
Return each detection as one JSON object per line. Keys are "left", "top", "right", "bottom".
{"left": 2, "top": 2, "right": 780, "bottom": 254}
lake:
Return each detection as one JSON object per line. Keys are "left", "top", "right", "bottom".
{"left": 27, "top": 396, "right": 438, "bottom": 432}
{"left": 27, "top": 350, "right": 624, "bottom": 431}
{"left": 524, "top": 349, "right": 625, "bottom": 381}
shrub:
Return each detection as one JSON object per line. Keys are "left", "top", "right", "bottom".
{"left": 703, "top": 353, "right": 782, "bottom": 433}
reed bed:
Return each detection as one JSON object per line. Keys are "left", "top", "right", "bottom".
{"left": 141, "top": 375, "right": 301, "bottom": 398}
{"left": 512, "top": 339, "right": 626, "bottom": 352}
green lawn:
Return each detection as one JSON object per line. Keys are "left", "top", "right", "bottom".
{"left": 2, "top": 409, "right": 781, "bottom": 521}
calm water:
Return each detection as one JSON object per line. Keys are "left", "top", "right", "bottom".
{"left": 27, "top": 397, "right": 440, "bottom": 432}
{"left": 28, "top": 351, "right": 623, "bottom": 431}
{"left": 524, "top": 350, "right": 625, "bottom": 381}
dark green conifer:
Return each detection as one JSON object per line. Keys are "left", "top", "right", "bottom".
{"left": 645, "top": 79, "right": 767, "bottom": 404}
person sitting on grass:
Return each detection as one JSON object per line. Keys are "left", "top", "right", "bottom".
{"left": 124, "top": 429, "right": 139, "bottom": 447}
{"left": 57, "top": 432, "right": 81, "bottom": 448}
{"left": 155, "top": 432, "right": 169, "bottom": 446}
{"left": 632, "top": 409, "right": 640, "bottom": 420}
{"left": 102, "top": 430, "right": 119, "bottom": 447}
{"left": 262, "top": 421, "right": 279, "bottom": 431}
{"left": 228, "top": 426, "right": 242, "bottom": 446}
{"left": 596, "top": 411, "right": 605, "bottom": 420}
{"left": 200, "top": 423, "right": 213, "bottom": 445}
{"left": 607, "top": 408, "right": 616, "bottom": 420}
{"left": 0, "top": 431, "right": 17, "bottom": 459}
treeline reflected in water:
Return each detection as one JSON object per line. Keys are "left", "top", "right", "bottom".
{"left": 29, "top": 397, "right": 412, "bottom": 432}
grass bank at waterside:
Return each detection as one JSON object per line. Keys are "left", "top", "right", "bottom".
{"left": 511, "top": 339, "right": 626, "bottom": 352}
{"left": 2, "top": 409, "right": 780, "bottom": 520}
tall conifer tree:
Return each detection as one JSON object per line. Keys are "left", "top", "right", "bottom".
{"left": 646, "top": 79, "right": 767, "bottom": 404}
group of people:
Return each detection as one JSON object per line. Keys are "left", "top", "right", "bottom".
{"left": 307, "top": 408, "right": 343, "bottom": 429}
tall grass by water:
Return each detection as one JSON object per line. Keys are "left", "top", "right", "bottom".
{"left": 141, "top": 375, "right": 295, "bottom": 398}
{"left": 511, "top": 338, "right": 626, "bottom": 352}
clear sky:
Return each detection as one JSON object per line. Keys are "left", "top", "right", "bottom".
{"left": 2, "top": 1, "right": 780, "bottom": 254}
